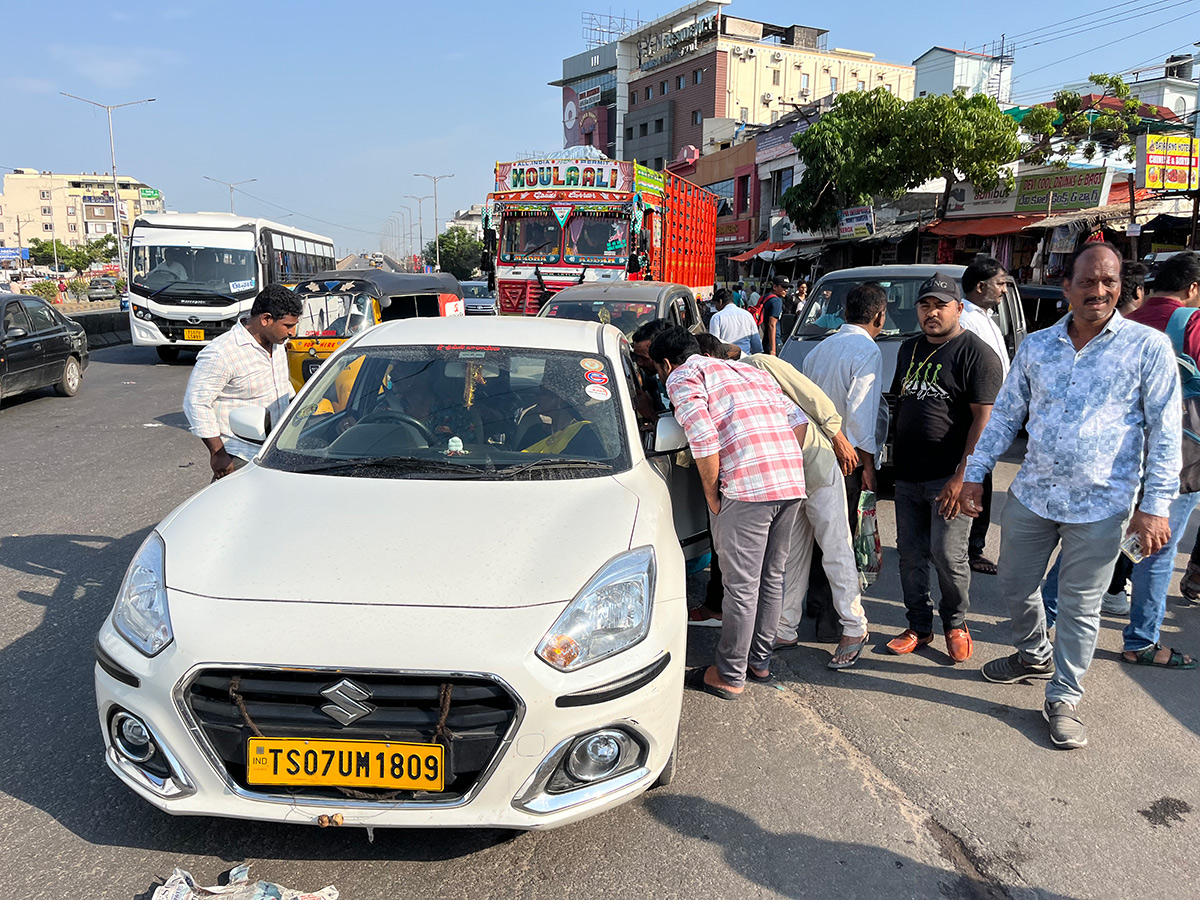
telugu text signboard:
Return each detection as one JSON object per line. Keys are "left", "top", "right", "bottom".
{"left": 837, "top": 206, "right": 875, "bottom": 240}
{"left": 1137, "top": 134, "right": 1199, "bottom": 191}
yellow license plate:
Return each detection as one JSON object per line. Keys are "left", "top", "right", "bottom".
{"left": 246, "top": 737, "right": 444, "bottom": 790}
{"left": 183, "top": 328, "right": 205, "bottom": 341}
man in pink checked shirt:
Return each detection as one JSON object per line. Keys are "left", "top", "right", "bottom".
{"left": 648, "top": 326, "right": 808, "bottom": 701}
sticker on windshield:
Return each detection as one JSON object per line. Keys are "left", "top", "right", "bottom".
{"left": 584, "top": 371, "right": 609, "bottom": 385}
{"left": 230, "top": 279, "right": 256, "bottom": 292}
{"left": 458, "top": 351, "right": 487, "bottom": 358}
{"left": 579, "top": 357, "right": 604, "bottom": 371}
{"left": 585, "top": 384, "right": 611, "bottom": 401}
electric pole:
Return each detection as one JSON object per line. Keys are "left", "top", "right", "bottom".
{"left": 414, "top": 174, "right": 454, "bottom": 271}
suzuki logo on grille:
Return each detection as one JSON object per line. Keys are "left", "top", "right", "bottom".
{"left": 319, "top": 678, "right": 374, "bottom": 726}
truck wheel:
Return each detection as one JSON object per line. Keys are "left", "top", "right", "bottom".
{"left": 55, "top": 356, "right": 82, "bottom": 397}
{"left": 156, "top": 346, "right": 180, "bottom": 363}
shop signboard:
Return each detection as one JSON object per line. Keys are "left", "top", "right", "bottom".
{"left": 945, "top": 180, "right": 1017, "bottom": 217}
{"left": 140, "top": 188, "right": 161, "bottom": 200}
{"left": 769, "top": 212, "right": 834, "bottom": 243}
{"left": 837, "top": 206, "right": 875, "bottom": 240}
{"left": 715, "top": 219, "right": 751, "bottom": 245}
{"left": 637, "top": 13, "right": 719, "bottom": 71}
{"left": 0, "top": 248, "right": 30, "bottom": 260}
{"left": 1136, "top": 134, "right": 1199, "bottom": 191}
{"left": 1013, "top": 167, "right": 1113, "bottom": 213}
{"left": 755, "top": 119, "right": 807, "bottom": 164}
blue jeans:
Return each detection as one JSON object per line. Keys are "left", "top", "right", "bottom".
{"left": 1125, "top": 492, "right": 1199, "bottom": 652}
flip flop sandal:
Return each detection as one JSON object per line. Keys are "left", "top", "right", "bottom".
{"left": 684, "top": 666, "right": 741, "bottom": 700}
{"left": 969, "top": 557, "right": 998, "bottom": 575}
{"left": 746, "top": 668, "right": 774, "bottom": 684}
{"left": 828, "top": 634, "right": 870, "bottom": 670}
{"left": 1122, "top": 644, "right": 1197, "bottom": 669}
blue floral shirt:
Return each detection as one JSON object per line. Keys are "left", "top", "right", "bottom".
{"left": 964, "top": 311, "right": 1181, "bottom": 523}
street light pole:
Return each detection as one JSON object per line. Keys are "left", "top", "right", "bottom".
{"left": 398, "top": 205, "right": 415, "bottom": 263}
{"left": 60, "top": 92, "right": 155, "bottom": 286}
{"left": 414, "top": 173, "right": 453, "bottom": 271}
{"left": 203, "top": 176, "right": 257, "bottom": 214}
{"left": 391, "top": 209, "right": 411, "bottom": 266}
{"left": 404, "top": 195, "right": 431, "bottom": 269}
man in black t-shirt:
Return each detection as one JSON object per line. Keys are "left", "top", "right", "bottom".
{"left": 885, "top": 273, "right": 1002, "bottom": 664}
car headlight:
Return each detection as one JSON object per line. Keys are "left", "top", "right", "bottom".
{"left": 112, "top": 532, "right": 173, "bottom": 656}
{"left": 537, "top": 546, "right": 655, "bottom": 671}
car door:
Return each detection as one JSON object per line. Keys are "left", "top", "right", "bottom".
{"left": 1, "top": 300, "right": 42, "bottom": 397}
{"left": 22, "top": 299, "right": 71, "bottom": 387}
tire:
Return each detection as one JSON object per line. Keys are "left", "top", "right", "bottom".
{"left": 55, "top": 356, "right": 82, "bottom": 397}
{"left": 156, "top": 346, "right": 180, "bottom": 363}
{"left": 650, "top": 732, "right": 678, "bottom": 790}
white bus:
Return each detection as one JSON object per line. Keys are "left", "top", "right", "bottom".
{"left": 127, "top": 212, "right": 335, "bottom": 361}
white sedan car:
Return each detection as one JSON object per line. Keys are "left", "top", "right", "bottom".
{"left": 95, "top": 317, "right": 692, "bottom": 830}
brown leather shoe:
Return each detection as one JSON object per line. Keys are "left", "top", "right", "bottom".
{"left": 886, "top": 629, "right": 934, "bottom": 655}
{"left": 946, "top": 627, "right": 973, "bottom": 663}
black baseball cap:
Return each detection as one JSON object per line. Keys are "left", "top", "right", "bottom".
{"left": 771, "top": 275, "right": 792, "bottom": 287}
{"left": 917, "top": 273, "right": 960, "bottom": 305}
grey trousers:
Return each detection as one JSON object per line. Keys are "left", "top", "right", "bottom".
{"left": 998, "top": 493, "right": 1127, "bottom": 705}
{"left": 711, "top": 495, "right": 803, "bottom": 688}
{"left": 894, "top": 477, "right": 972, "bottom": 632}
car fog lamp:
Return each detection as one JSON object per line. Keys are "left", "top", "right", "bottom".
{"left": 566, "top": 730, "right": 625, "bottom": 782}
{"left": 111, "top": 711, "right": 156, "bottom": 763}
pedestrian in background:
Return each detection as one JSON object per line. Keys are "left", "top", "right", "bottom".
{"left": 708, "top": 288, "right": 763, "bottom": 356}
{"left": 183, "top": 284, "right": 301, "bottom": 481}
{"left": 958, "top": 257, "right": 1010, "bottom": 577}
{"left": 965, "top": 242, "right": 1180, "bottom": 749}
{"left": 886, "top": 273, "right": 1001, "bottom": 663}
{"left": 650, "top": 326, "right": 808, "bottom": 699}
{"left": 760, "top": 275, "right": 789, "bottom": 356}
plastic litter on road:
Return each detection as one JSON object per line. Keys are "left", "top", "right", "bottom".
{"left": 151, "top": 864, "right": 338, "bottom": 900}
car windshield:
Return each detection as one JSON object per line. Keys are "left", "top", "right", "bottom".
{"left": 793, "top": 277, "right": 957, "bottom": 339}
{"left": 564, "top": 217, "right": 629, "bottom": 264}
{"left": 461, "top": 284, "right": 492, "bottom": 298}
{"left": 90, "top": 278, "right": 114, "bottom": 287}
{"left": 129, "top": 244, "right": 257, "bottom": 297}
{"left": 499, "top": 216, "right": 562, "bottom": 263}
{"left": 265, "top": 344, "right": 630, "bottom": 479}
{"left": 543, "top": 300, "right": 658, "bottom": 336}
{"left": 294, "top": 291, "right": 375, "bottom": 338}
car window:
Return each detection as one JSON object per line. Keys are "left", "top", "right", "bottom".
{"left": 671, "top": 292, "right": 697, "bottom": 329}
{"left": 21, "top": 300, "right": 59, "bottom": 334}
{"left": 4, "top": 301, "right": 32, "bottom": 334}
{"left": 796, "top": 277, "right": 944, "bottom": 339}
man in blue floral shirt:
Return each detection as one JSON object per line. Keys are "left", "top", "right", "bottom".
{"left": 961, "top": 242, "right": 1181, "bottom": 750}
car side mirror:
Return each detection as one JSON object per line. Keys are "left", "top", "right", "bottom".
{"left": 229, "top": 406, "right": 270, "bottom": 444}
{"left": 647, "top": 413, "right": 687, "bottom": 456}
{"left": 3, "top": 327, "right": 27, "bottom": 341}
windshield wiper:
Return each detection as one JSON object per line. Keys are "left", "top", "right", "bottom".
{"left": 494, "top": 457, "right": 614, "bottom": 479}
{"left": 290, "top": 455, "right": 484, "bottom": 476}
{"left": 513, "top": 239, "right": 556, "bottom": 262}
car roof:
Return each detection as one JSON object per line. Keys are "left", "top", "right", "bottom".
{"left": 356, "top": 316, "right": 619, "bottom": 354}
{"left": 296, "top": 270, "right": 462, "bottom": 296}
{"left": 548, "top": 281, "right": 689, "bottom": 303}
{"left": 815, "top": 265, "right": 967, "bottom": 281}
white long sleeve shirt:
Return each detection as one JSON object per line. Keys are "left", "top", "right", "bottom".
{"left": 959, "top": 298, "right": 1010, "bottom": 377}
{"left": 799, "top": 323, "right": 883, "bottom": 455}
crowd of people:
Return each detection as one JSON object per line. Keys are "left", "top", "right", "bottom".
{"left": 648, "top": 242, "right": 1197, "bottom": 751}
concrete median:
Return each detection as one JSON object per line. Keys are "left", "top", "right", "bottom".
{"left": 65, "top": 307, "right": 131, "bottom": 349}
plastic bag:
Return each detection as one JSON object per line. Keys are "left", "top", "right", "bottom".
{"left": 854, "top": 490, "right": 883, "bottom": 588}
{"left": 152, "top": 864, "right": 338, "bottom": 900}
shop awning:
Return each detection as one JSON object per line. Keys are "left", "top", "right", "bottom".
{"left": 926, "top": 214, "right": 1047, "bottom": 237}
{"left": 729, "top": 240, "right": 790, "bottom": 262}
{"left": 774, "top": 243, "right": 825, "bottom": 261}
{"left": 1029, "top": 197, "right": 1188, "bottom": 230}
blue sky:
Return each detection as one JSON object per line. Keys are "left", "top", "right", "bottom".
{"left": 4, "top": 0, "right": 1195, "bottom": 255}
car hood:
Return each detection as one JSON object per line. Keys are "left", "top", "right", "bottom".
{"left": 159, "top": 465, "right": 640, "bottom": 609}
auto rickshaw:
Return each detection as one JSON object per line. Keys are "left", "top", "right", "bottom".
{"left": 288, "top": 270, "right": 464, "bottom": 390}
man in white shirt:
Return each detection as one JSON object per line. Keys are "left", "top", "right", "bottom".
{"left": 183, "top": 285, "right": 301, "bottom": 481}
{"left": 958, "top": 257, "right": 1010, "bottom": 574}
{"left": 708, "top": 287, "right": 763, "bottom": 355}
{"left": 799, "top": 282, "right": 887, "bottom": 640}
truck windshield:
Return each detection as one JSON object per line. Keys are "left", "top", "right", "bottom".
{"left": 500, "top": 216, "right": 562, "bottom": 263}
{"left": 130, "top": 245, "right": 257, "bottom": 298}
{"left": 564, "top": 217, "right": 629, "bottom": 264}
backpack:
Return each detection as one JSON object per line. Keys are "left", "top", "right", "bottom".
{"left": 746, "top": 298, "right": 765, "bottom": 326}
{"left": 1165, "top": 306, "right": 1200, "bottom": 493}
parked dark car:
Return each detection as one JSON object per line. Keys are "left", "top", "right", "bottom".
{"left": 1016, "top": 283, "right": 1066, "bottom": 333}
{"left": 1, "top": 294, "right": 89, "bottom": 400}
{"left": 87, "top": 276, "right": 118, "bottom": 302}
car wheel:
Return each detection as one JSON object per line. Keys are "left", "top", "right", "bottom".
{"left": 55, "top": 356, "right": 82, "bottom": 397}
{"left": 650, "top": 730, "right": 678, "bottom": 789}
{"left": 156, "top": 346, "right": 180, "bottom": 363}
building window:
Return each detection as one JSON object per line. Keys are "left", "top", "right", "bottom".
{"left": 677, "top": 75, "right": 685, "bottom": 90}
{"left": 770, "top": 167, "right": 794, "bottom": 205}
{"left": 693, "top": 69, "right": 702, "bottom": 85}
{"left": 67, "top": 206, "right": 76, "bottom": 216}
{"left": 42, "top": 223, "right": 53, "bottom": 232}
{"left": 857, "top": 80, "right": 865, "bottom": 91}
{"left": 655, "top": 118, "right": 664, "bottom": 133}
{"left": 737, "top": 174, "right": 751, "bottom": 214}
{"left": 772, "top": 69, "right": 781, "bottom": 86}
{"left": 41, "top": 206, "right": 52, "bottom": 216}
{"left": 68, "top": 223, "right": 78, "bottom": 232}
{"left": 706, "top": 177, "right": 735, "bottom": 216}
{"left": 801, "top": 73, "right": 810, "bottom": 91}
{"left": 631, "top": 90, "right": 638, "bottom": 105}
{"left": 692, "top": 109, "right": 703, "bottom": 126}
{"left": 646, "top": 85, "right": 653, "bottom": 100}
{"left": 885, "top": 84, "right": 894, "bottom": 93}
{"left": 640, "top": 122, "right": 648, "bottom": 137}
{"left": 770, "top": 111, "right": 779, "bottom": 123}
{"left": 625, "top": 126, "right": 634, "bottom": 141}
{"left": 830, "top": 76, "right": 838, "bottom": 93}
{"left": 40, "top": 190, "right": 51, "bottom": 200}
{"left": 660, "top": 80, "right": 667, "bottom": 95}
{"left": 740, "top": 106, "right": 749, "bottom": 121}
{"left": 654, "top": 157, "right": 664, "bottom": 170}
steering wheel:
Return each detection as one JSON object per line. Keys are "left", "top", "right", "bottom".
{"left": 357, "top": 409, "right": 435, "bottom": 443}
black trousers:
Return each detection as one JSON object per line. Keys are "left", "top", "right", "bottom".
{"left": 968, "top": 472, "right": 993, "bottom": 560}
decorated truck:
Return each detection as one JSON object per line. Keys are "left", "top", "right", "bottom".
{"left": 482, "top": 150, "right": 717, "bottom": 315}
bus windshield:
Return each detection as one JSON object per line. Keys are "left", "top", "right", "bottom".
{"left": 564, "top": 217, "right": 629, "bottom": 264}
{"left": 500, "top": 216, "right": 561, "bottom": 263}
{"left": 130, "top": 244, "right": 258, "bottom": 298}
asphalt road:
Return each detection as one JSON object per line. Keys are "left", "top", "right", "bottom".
{"left": 0, "top": 345, "right": 1196, "bottom": 900}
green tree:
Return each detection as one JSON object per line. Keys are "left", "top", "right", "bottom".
{"left": 87, "top": 233, "right": 118, "bottom": 262}
{"left": 423, "top": 226, "right": 484, "bottom": 281}
{"left": 28, "top": 238, "right": 70, "bottom": 268}
{"left": 66, "top": 278, "right": 89, "bottom": 301}
{"left": 782, "top": 87, "right": 1022, "bottom": 227}
{"left": 1019, "top": 74, "right": 1147, "bottom": 166}
{"left": 25, "top": 280, "right": 59, "bottom": 302}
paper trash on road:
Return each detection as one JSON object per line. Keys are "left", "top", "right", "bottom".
{"left": 151, "top": 864, "right": 338, "bottom": 900}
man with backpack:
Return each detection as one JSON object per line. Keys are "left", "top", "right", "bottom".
{"left": 750, "top": 275, "right": 789, "bottom": 356}
{"left": 1118, "top": 250, "right": 1200, "bottom": 669}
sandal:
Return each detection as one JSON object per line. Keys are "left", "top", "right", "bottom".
{"left": 969, "top": 556, "right": 998, "bottom": 575}
{"left": 828, "top": 634, "right": 870, "bottom": 670}
{"left": 1122, "top": 644, "right": 1197, "bottom": 669}
{"left": 747, "top": 668, "right": 774, "bottom": 684}
{"left": 684, "top": 666, "right": 741, "bottom": 700}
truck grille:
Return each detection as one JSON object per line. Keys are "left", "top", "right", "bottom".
{"left": 185, "top": 669, "right": 518, "bottom": 801}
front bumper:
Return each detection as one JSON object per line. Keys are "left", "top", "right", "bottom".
{"left": 95, "top": 593, "right": 685, "bottom": 830}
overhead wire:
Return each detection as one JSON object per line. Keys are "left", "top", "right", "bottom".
{"left": 229, "top": 186, "right": 387, "bottom": 236}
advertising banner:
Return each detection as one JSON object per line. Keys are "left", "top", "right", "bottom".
{"left": 495, "top": 159, "right": 633, "bottom": 194}
{"left": 1013, "top": 168, "right": 1113, "bottom": 213}
{"left": 1137, "top": 134, "right": 1199, "bottom": 191}
{"left": 837, "top": 206, "right": 875, "bottom": 240}
{"left": 715, "top": 219, "right": 751, "bottom": 245}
